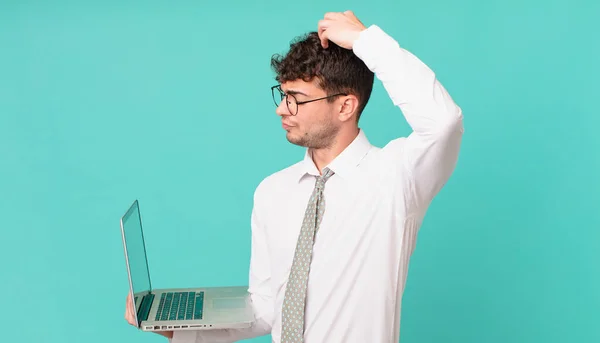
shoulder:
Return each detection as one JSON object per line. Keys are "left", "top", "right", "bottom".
{"left": 253, "top": 160, "right": 304, "bottom": 204}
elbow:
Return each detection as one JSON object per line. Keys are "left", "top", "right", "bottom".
{"left": 433, "top": 105, "right": 464, "bottom": 169}
{"left": 447, "top": 103, "right": 464, "bottom": 131}
{"left": 434, "top": 104, "right": 464, "bottom": 140}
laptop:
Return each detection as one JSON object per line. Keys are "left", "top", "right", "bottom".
{"left": 120, "top": 199, "right": 255, "bottom": 332}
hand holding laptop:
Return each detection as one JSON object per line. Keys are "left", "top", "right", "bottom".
{"left": 120, "top": 200, "right": 254, "bottom": 336}
{"left": 124, "top": 293, "right": 135, "bottom": 326}
{"left": 125, "top": 293, "right": 173, "bottom": 339}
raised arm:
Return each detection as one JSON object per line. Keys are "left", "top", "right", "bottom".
{"left": 352, "top": 24, "right": 464, "bottom": 213}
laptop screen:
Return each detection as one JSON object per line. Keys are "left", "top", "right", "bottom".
{"left": 121, "top": 200, "right": 152, "bottom": 297}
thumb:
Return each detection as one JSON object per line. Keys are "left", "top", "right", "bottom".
{"left": 318, "top": 28, "right": 329, "bottom": 48}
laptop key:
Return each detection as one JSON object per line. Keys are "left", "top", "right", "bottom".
{"left": 155, "top": 293, "right": 166, "bottom": 321}
{"left": 184, "top": 291, "right": 195, "bottom": 320}
{"left": 193, "top": 292, "right": 204, "bottom": 320}
{"left": 177, "top": 292, "right": 188, "bottom": 320}
{"left": 161, "top": 293, "right": 173, "bottom": 321}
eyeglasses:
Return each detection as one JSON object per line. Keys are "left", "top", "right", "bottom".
{"left": 271, "top": 84, "right": 347, "bottom": 116}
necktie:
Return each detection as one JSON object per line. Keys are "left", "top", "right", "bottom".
{"left": 281, "top": 167, "right": 335, "bottom": 343}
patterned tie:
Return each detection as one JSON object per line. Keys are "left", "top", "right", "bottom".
{"left": 281, "top": 167, "right": 335, "bottom": 343}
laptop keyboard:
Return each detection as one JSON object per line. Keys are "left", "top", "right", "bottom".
{"left": 155, "top": 291, "right": 204, "bottom": 321}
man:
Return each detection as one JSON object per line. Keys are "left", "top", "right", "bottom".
{"left": 125, "top": 10, "right": 463, "bottom": 343}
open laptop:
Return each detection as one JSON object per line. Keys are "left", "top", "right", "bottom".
{"left": 120, "top": 199, "right": 255, "bottom": 332}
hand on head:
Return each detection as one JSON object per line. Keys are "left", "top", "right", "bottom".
{"left": 317, "top": 10, "right": 367, "bottom": 49}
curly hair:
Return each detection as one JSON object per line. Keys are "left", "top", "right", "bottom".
{"left": 270, "top": 32, "right": 375, "bottom": 121}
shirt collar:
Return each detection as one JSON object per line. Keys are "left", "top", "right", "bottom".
{"left": 298, "top": 129, "right": 372, "bottom": 182}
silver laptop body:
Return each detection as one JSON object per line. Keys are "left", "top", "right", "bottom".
{"left": 120, "top": 199, "right": 254, "bottom": 332}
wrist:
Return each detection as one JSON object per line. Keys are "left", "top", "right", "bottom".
{"left": 350, "top": 27, "right": 367, "bottom": 49}
{"left": 156, "top": 331, "right": 173, "bottom": 339}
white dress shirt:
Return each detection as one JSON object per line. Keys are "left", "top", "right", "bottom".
{"left": 171, "top": 24, "right": 463, "bottom": 343}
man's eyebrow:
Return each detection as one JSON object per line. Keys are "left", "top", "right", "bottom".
{"left": 283, "top": 89, "right": 309, "bottom": 97}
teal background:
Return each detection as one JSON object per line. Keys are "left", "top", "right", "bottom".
{"left": 1, "top": 0, "right": 598, "bottom": 342}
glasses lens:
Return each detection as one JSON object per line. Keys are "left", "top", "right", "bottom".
{"left": 271, "top": 86, "right": 298, "bottom": 115}
{"left": 286, "top": 94, "right": 298, "bottom": 115}
{"left": 272, "top": 87, "right": 283, "bottom": 107}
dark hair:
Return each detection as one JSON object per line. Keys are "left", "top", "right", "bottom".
{"left": 270, "top": 32, "right": 375, "bottom": 121}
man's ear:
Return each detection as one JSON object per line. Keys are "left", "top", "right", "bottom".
{"left": 337, "top": 95, "right": 359, "bottom": 123}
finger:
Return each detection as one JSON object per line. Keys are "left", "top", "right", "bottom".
{"left": 126, "top": 301, "right": 132, "bottom": 320}
{"left": 126, "top": 296, "right": 135, "bottom": 323}
{"left": 344, "top": 10, "right": 363, "bottom": 26}
{"left": 318, "top": 19, "right": 330, "bottom": 31}
{"left": 318, "top": 20, "right": 330, "bottom": 48}
{"left": 319, "top": 30, "right": 329, "bottom": 48}
{"left": 125, "top": 295, "right": 130, "bottom": 316}
{"left": 126, "top": 309, "right": 135, "bottom": 326}
{"left": 324, "top": 12, "right": 340, "bottom": 20}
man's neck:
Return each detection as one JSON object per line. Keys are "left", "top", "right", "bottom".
{"left": 310, "top": 127, "right": 360, "bottom": 174}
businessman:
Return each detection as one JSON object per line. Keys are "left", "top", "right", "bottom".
{"left": 126, "top": 10, "right": 463, "bottom": 343}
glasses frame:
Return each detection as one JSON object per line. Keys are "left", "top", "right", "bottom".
{"left": 271, "top": 84, "right": 347, "bottom": 116}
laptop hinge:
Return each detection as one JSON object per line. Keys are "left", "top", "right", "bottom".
{"left": 137, "top": 293, "right": 155, "bottom": 325}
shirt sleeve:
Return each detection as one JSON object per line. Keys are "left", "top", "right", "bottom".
{"left": 353, "top": 25, "right": 464, "bottom": 215}
{"left": 169, "top": 185, "right": 275, "bottom": 343}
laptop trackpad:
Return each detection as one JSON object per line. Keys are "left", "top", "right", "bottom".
{"left": 212, "top": 298, "right": 247, "bottom": 309}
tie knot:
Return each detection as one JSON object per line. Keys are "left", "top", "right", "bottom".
{"left": 316, "top": 168, "right": 334, "bottom": 187}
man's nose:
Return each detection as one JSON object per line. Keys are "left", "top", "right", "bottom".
{"left": 275, "top": 100, "right": 290, "bottom": 117}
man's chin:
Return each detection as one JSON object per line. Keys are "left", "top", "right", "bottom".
{"left": 285, "top": 133, "right": 308, "bottom": 147}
